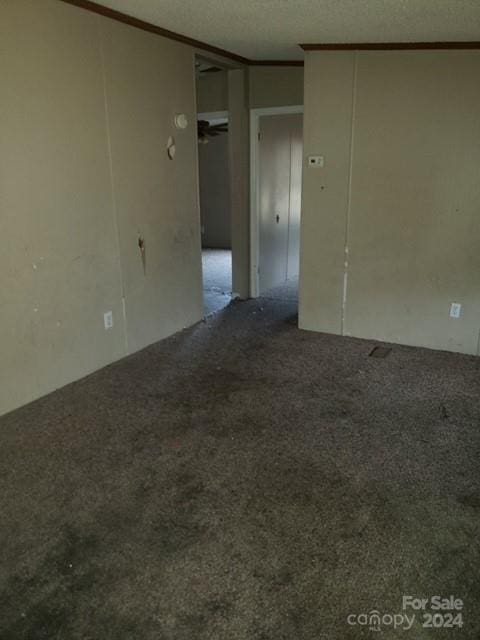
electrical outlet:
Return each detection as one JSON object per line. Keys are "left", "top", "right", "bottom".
{"left": 450, "top": 303, "right": 462, "bottom": 319}
{"left": 104, "top": 311, "right": 113, "bottom": 329}
{"left": 308, "top": 155, "right": 324, "bottom": 168}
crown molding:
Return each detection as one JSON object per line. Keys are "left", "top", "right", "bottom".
{"left": 300, "top": 41, "right": 480, "bottom": 51}
{"left": 58, "top": 2, "right": 480, "bottom": 64}
{"left": 249, "top": 60, "right": 304, "bottom": 67}
{"left": 60, "top": 0, "right": 306, "bottom": 66}
{"left": 60, "top": 0, "right": 250, "bottom": 64}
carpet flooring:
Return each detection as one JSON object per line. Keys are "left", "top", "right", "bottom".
{"left": 1, "top": 295, "right": 480, "bottom": 639}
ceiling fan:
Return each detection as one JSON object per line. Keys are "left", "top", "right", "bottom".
{"left": 197, "top": 119, "right": 228, "bottom": 144}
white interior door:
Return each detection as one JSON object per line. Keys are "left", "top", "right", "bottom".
{"left": 258, "top": 113, "right": 303, "bottom": 294}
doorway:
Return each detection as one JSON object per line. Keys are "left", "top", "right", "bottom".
{"left": 250, "top": 106, "right": 303, "bottom": 302}
{"left": 196, "top": 57, "right": 233, "bottom": 316}
{"left": 198, "top": 111, "right": 232, "bottom": 315}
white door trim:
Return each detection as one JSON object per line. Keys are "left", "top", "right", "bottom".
{"left": 249, "top": 105, "right": 304, "bottom": 297}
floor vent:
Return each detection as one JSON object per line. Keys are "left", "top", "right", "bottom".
{"left": 369, "top": 345, "right": 392, "bottom": 358}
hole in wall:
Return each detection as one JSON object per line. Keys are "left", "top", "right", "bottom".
{"left": 167, "top": 135, "right": 176, "bottom": 160}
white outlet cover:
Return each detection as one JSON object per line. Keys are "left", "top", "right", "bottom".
{"left": 104, "top": 311, "right": 113, "bottom": 329}
{"left": 450, "top": 303, "right": 462, "bottom": 319}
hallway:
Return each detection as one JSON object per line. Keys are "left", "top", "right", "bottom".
{"left": 202, "top": 249, "right": 232, "bottom": 316}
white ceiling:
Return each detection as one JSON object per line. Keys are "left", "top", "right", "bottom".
{"left": 101, "top": 0, "right": 480, "bottom": 60}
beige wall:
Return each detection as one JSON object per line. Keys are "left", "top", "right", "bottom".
{"left": 197, "top": 66, "right": 304, "bottom": 113}
{"left": 300, "top": 50, "right": 480, "bottom": 355}
{"left": 101, "top": 18, "right": 203, "bottom": 354}
{"left": 249, "top": 66, "right": 304, "bottom": 108}
{"left": 0, "top": 0, "right": 203, "bottom": 416}
{"left": 228, "top": 68, "right": 251, "bottom": 298}
{"left": 197, "top": 70, "right": 229, "bottom": 113}
{"left": 199, "top": 132, "right": 231, "bottom": 248}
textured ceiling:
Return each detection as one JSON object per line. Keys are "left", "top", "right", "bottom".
{"left": 100, "top": 0, "right": 480, "bottom": 60}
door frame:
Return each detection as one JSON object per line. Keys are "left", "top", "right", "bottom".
{"left": 249, "top": 105, "right": 304, "bottom": 297}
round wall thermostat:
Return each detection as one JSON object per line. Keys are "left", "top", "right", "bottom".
{"left": 174, "top": 113, "right": 188, "bottom": 130}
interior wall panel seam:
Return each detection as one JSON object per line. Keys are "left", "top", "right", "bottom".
{"left": 341, "top": 52, "right": 358, "bottom": 336}
{"left": 97, "top": 14, "right": 129, "bottom": 355}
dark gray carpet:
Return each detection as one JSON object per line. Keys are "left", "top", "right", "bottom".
{"left": 1, "top": 296, "right": 480, "bottom": 639}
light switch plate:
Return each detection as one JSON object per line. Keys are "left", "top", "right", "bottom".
{"left": 104, "top": 311, "right": 113, "bottom": 329}
{"left": 450, "top": 303, "right": 462, "bottom": 319}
